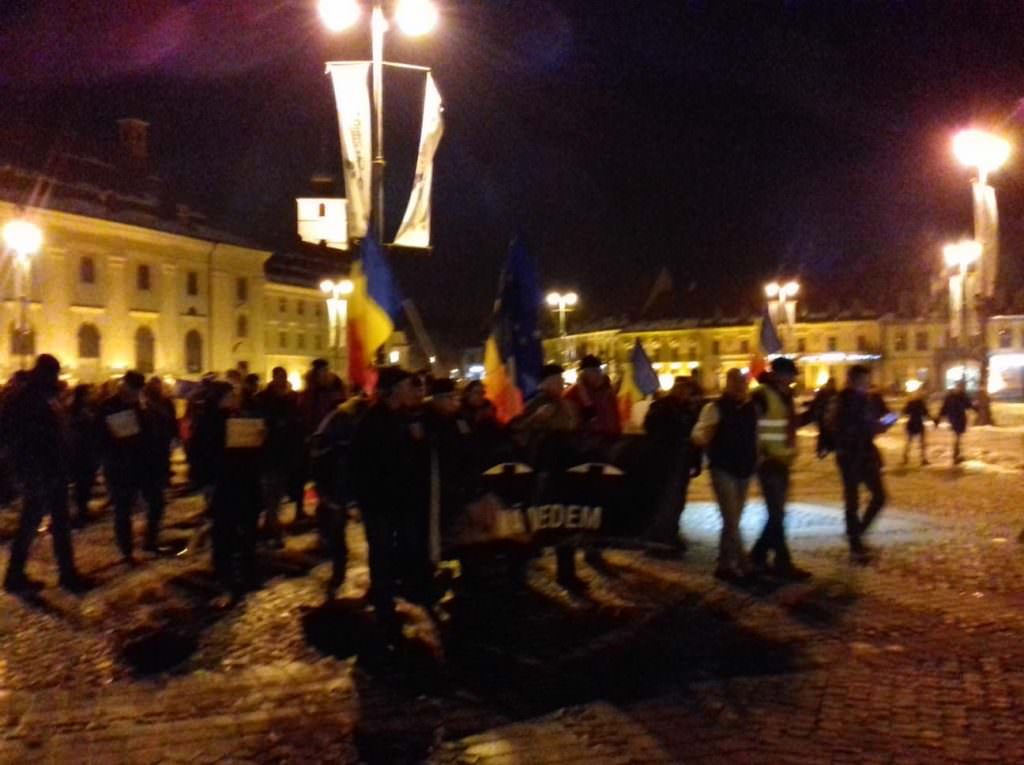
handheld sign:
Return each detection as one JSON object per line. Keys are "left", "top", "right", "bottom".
{"left": 106, "top": 409, "right": 141, "bottom": 439}
{"left": 225, "top": 418, "right": 266, "bottom": 449}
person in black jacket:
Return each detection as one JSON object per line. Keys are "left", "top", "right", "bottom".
{"left": 642, "top": 376, "right": 700, "bottom": 557}
{"left": 98, "top": 371, "right": 165, "bottom": 563}
{"left": 902, "top": 389, "right": 933, "bottom": 466}
{"left": 692, "top": 368, "right": 759, "bottom": 581}
{"left": 938, "top": 381, "right": 975, "bottom": 465}
{"left": 257, "top": 367, "right": 303, "bottom": 543}
{"left": 143, "top": 376, "right": 178, "bottom": 501}
{"left": 827, "top": 365, "right": 894, "bottom": 559}
{"left": 2, "top": 355, "right": 91, "bottom": 593}
{"left": 351, "top": 367, "right": 421, "bottom": 641}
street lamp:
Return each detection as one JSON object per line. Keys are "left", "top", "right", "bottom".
{"left": 764, "top": 280, "right": 799, "bottom": 349}
{"left": 320, "top": 0, "right": 439, "bottom": 244}
{"left": 943, "top": 240, "right": 982, "bottom": 384}
{"left": 320, "top": 277, "right": 354, "bottom": 378}
{"left": 3, "top": 219, "right": 42, "bottom": 369}
{"left": 953, "top": 129, "right": 1010, "bottom": 422}
{"left": 546, "top": 291, "right": 578, "bottom": 363}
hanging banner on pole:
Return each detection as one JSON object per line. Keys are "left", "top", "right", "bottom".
{"left": 972, "top": 181, "right": 999, "bottom": 299}
{"left": 394, "top": 72, "right": 444, "bottom": 249}
{"left": 328, "top": 62, "right": 372, "bottom": 240}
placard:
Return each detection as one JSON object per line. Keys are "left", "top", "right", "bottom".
{"left": 226, "top": 418, "right": 266, "bottom": 449}
{"left": 106, "top": 409, "right": 141, "bottom": 439}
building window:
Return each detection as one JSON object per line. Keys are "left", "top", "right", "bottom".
{"left": 999, "top": 329, "right": 1012, "bottom": 349}
{"left": 711, "top": 340, "right": 720, "bottom": 356}
{"left": 797, "top": 338, "right": 806, "bottom": 353}
{"left": 135, "top": 326, "right": 155, "bottom": 374}
{"left": 319, "top": 202, "right": 326, "bottom": 217}
{"left": 77, "top": 323, "right": 101, "bottom": 359}
{"left": 184, "top": 330, "right": 202, "bottom": 374}
{"left": 895, "top": 332, "right": 907, "bottom": 352}
{"left": 856, "top": 335, "right": 867, "bottom": 352}
{"left": 740, "top": 339, "right": 749, "bottom": 354}
{"left": 828, "top": 337, "right": 838, "bottom": 352}
{"left": 236, "top": 314, "right": 248, "bottom": 338}
{"left": 297, "top": 333, "right": 306, "bottom": 350}
{"left": 137, "top": 264, "right": 151, "bottom": 291}
{"left": 279, "top": 331, "right": 287, "bottom": 348}
{"left": 9, "top": 323, "right": 35, "bottom": 357}
{"left": 297, "top": 300, "right": 305, "bottom": 316}
{"left": 915, "top": 331, "right": 929, "bottom": 351}
{"left": 279, "top": 297, "right": 287, "bottom": 313}
{"left": 186, "top": 270, "right": 198, "bottom": 296}
{"left": 236, "top": 277, "right": 248, "bottom": 303}
{"left": 79, "top": 256, "right": 96, "bottom": 284}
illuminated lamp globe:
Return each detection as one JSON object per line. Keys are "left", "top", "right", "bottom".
{"left": 953, "top": 129, "right": 1010, "bottom": 175}
{"left": 395, "top": 0, "right": 438, "bottom": 36}
{"left": 3, "top": 219, "right": 43, "bottom": 258}
{"left": 318, "top": 0, "right": 361, "bottom": 32}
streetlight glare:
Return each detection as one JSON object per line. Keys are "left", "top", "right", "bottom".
{"left": 338, "top": 279, "right": 354, "bottom": 295}
{"left": 546, "top": 292, "right": 561, "bottom": 307}
{"left": 784, "top": 281, "right": 800, "bottom": 298}
{"left": 3, "top": 219, "right": 43, "bottom": 257}
{"left": 319, "top": 0, "right": 361, "bottom": 32}
{"left": 764, "top": 282, "right": 780, "bottom": 299}
{"left": 943, "top": 240, "right": 982, "bottom": 269}
{"left": 953, "top": 129, "right": 1010, "bottom": 175}
{"left": 320, "top": 279, "right": 335, "bottom": 294}
{"left": 564, "top": 292, "right": 578, "bottom": 307}
{"left": 395, "top": 0, "right": 438, "bottom": 36}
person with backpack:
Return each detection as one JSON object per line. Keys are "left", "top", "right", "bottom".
{"left": 692, "top": 368, "right": 759, "bottom": 582}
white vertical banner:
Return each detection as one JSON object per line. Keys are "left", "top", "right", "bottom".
{"left": 972, "top": 180, "right": 999, "bottom": 299}
{"left": 328, "top": 62, "right": 372, "bottom": 240}
{"left": 394, "top": 72, "right": 444, "bottom": 249}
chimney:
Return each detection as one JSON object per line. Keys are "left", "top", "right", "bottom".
{"left": 116, "top": 118, "right": 149, "bottom": 168}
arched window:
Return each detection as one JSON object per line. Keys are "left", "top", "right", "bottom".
{"left": 135, "top": 326, "right": 155, "bottom": 374}
{"left": 318, "top": 202, "right": 326, "bottom": 217}
{"left": 9, "top": 323, "right": 35, "bottom": 357}
{"left": 77, "top": 323, "right": 101, "bottom": 359}
{"left": 236, "top": 314, "right": 248, "bottom": 338}
{"left": 80, "top": 256, "right": 96, "bottom": 284}
{"left": 184, "top": 330, "right": 202, "bottom": 374}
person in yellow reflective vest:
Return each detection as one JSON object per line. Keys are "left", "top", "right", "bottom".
{"left": 750, "top": 357, "right": 814, "bottom": 580}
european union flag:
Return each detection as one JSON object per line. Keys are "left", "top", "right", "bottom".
{"left": 492, "top": 236, "right": 543, "bottom": 397}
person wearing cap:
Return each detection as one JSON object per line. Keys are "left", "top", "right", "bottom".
{"left": 351, "top": 366, "right": 422, "bottom": 641}
{"left": 749, "top": 357, "right": 814, "bottom": 580}
{"left": 2, "top": 355, "right": 92, "bottom": 593}
{"left": 98, "top": 370, "right": 166, "bottom": 563}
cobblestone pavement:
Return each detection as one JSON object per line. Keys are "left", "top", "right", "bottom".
{"left": 2, "top": 431, "right": 1024, "bottom": 764}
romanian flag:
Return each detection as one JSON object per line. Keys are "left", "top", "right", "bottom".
{"left": 618, "top": 339, "right": 659, "bottom": 423}
{"left": 484, "top": 237, "right": 544, "bottom": 423}
{"left": 347, "top": 235, "right": 401, "bottom": 391}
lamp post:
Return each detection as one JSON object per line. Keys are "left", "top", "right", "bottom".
{"left": 320, "top": 278, "right": 354, "bottom": 378}
{"left": 3, "top": 219, "right": 42, "bottom": 370}
{"left": 764, "top": 280, "right": 799, "bottom": 350}
{"left": 319, "top": 0, "right": 439, "bottom": 244}
{"left": 546, "top": 291, "right": 578, "bottom": 362}
{"left": 953, "top": 129, "right": 1010, "bottom": 423}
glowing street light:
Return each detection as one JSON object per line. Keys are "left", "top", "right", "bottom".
{"left": 764, "top": 279, "right": 799, "bottom": 349}
{"left": 320, "top": 277, "right": 355, "bottom": 376}
{"left": 547, "top": 291, "right": 579, "bottom": 364}
{"left": 321, "top": 0, "right": 439, "bottom": 244}
{"left": 953, "top": 129, "right": 1010, "bottom": 183}
{"left": 3, "top": 219, "right": 42, "bottom": 369}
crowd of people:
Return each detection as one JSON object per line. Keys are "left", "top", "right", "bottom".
{"left": 0, "top": 349, "right": 989, "bottom": 647}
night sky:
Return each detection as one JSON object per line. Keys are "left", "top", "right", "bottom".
{"left": 2, "top": 0, "right": 1024, "bottom": 351}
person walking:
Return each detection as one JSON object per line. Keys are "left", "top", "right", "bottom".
{"left": 642, "top": 376, "right": 700, "bottom": 557}
{"left": 750, "top": 357, "right": 813, "bottom": 580}
{"left": 829, "top": 365, "right": 894, "bottom": 560}
{"left": 902, "top": 389, "right": 933, "bottom": 466}
{"left": 257, "top": 367, "right": 303, "bottom": 543}
{"left": 2, "top": 355, "right": 92, "bottom": 593}
{"left": 295, "top": 359, "right": 341, "bottom": 522}
{"left": 351, "top": 367, "right": 421, "bottom": 642}
{"left": 692, "top": 368, "right": 759, "bottom": 582}
{"left": 938, "top": 381, "right": 975, "bottom": 465}
{"left": 98, "top": 371, "right": 166, "bottom": 563}
{"left": 809, "top": 377, "right": 837, "bottom": 458}
{"left": 68, "top": 383, "right": 99, "bottom": 528}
